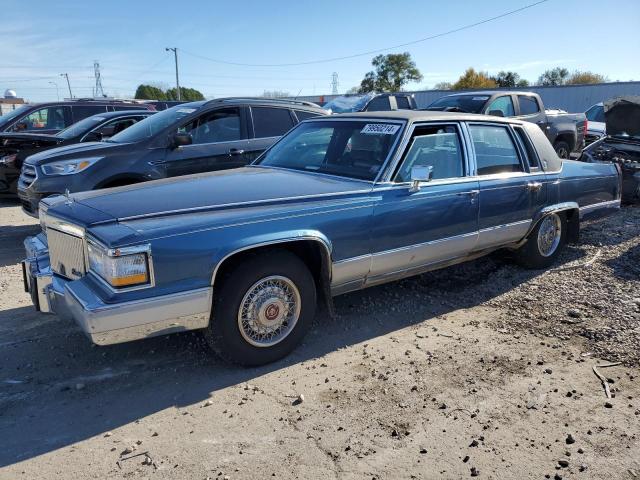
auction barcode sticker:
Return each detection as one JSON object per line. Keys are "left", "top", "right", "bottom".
{"left": 361, "top": 124, "right": 401, "bottom": 135}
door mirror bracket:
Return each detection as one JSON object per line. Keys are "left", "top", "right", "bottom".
{"left": 409, "top": 165, "right": 433, "bottom": 192}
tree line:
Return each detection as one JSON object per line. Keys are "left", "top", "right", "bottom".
{"left": 134, "top": 84, "right": 205, "bottom": 101}
{"left": 354, "top": 52, "right": 610, "bottom": 93}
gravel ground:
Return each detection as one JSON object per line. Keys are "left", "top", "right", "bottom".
{"left": 0, "top": 199, "right": 638, "bottom": 479}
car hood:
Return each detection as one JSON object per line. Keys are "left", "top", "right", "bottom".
{"left": 24, "top": 141, "right": 127, "bottom": 165}
{"left": 604, "top": 96, "right": 640, "bottom": 138}
{"left": 71, "top": 167, "right": 371, "bottom": 221}
{"left": 0, "top": 132, "right": 62, "bottom": 144}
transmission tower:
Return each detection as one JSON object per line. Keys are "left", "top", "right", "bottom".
{"left": 330, "top": 72, "right": 339, "bottom": 95}
{"left": 93, "top": 61, "right": 105, "bottom": 98}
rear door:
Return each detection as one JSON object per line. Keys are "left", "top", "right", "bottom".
{"left": 162, "top": 106, "right": 250, "bottom": 177}
{"left": 245, "top": 106, "right": 296, "bottom": 162}
{"left": 468, "top": 122, "right": 542, "bottom": 250}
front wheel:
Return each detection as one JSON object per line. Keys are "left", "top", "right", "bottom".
{"left": 204, "top": 250, "right": 316, "bottom": 366}
{"left": 515, "top": 213, "right": 566, "bottom": 269}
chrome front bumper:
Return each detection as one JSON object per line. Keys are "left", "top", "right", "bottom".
{"left": 23, "top": 235, "right": 211, "bottom": 345}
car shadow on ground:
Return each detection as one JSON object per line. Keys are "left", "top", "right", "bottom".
{"left": 0, "top": 224, "right": 41, "bottom": 268}
{"left": 0, "top": 247, "right": 575, "bottom": 468}
{"left": 606, "top": 242, "right": 640, "bottom": 280}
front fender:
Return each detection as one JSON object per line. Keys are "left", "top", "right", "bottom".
{"left": 209, "top": 229, "right": 333, "bottom": 285}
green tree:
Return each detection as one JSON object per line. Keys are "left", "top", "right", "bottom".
{"left": 452, "top": 68, "right": 497, "bottom": 90}
{"left": 566, "top": 71, "right": 608, "bottom": 85}
{"left": 491, "top": 71, "right": 530, "bottom": 88}
{"left": 166, "top": 87, "right": 205, "bottom": 101}
{"left": 358, "top": 52, "right": 423, "bottom": 93}
{"left": 537, "top": 67, "right": 569, "bottom": 86}
{"left": 433, "top": 82, "right": 452, "bottom": 90}
{"left": 134, "top": 84, "right": 166, "bottom": 100}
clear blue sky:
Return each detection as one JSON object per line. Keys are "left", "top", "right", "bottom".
{"left": 1, "top": 0, "right": 639, "bottom": 101}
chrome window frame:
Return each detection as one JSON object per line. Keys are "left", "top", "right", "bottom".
{"left": 381, "top": 121, "right": 470, "bottom": 185}
{"left": 85, "top": 235, "right": 156, "bottom": 293}
{"left": 465, "top": 121, "right": 528, "bottom": 178}
{"left": 79, "top": 114, "right": 149, "bottom": 143}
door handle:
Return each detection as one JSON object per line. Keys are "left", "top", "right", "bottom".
{"left": 229, "top": 148, "right": 245, "bottom": 156}
{"left": 527, "top": 181, "right": 542, "bottom": 192}
{"left": 457, "top": 190, "right": 479, "bottom": 196}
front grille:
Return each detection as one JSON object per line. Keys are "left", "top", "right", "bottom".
{"left": 48, "top": 228, "right": 86, "bottom": 279}
{"left": 19, "top": 164, "right": 37, "bottom": 190}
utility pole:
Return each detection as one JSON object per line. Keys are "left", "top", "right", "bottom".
{"left": 165, "top": 47, "right": 181, "bottom": 101}
{"left": 331, "top": 72, "right": 339, "bottom": 95}
{"left": 60, "top": 73, "right": 73, "bottom": 98}
{"left": 93, "top": 61, "right": 105, "bottom": 97}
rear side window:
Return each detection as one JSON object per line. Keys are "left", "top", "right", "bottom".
{"left": 469, "top": 124, "right": 522, "bottom": 175}
{"left": 394, "top": 125, "right": 464, "bottom": 182}
{"left": 513, "top": 126, "right": 540, "bottom": 169}
{"left": 252, "top": 107, "right": 294, "bottom": 138}
{"left": 72, "top": 105, "right": 108, "bottom": 122}
{"left": 395, "top": 96, "right": 411, "bottom": 110}
{"left": 518, "top": 95, "right": 540, "bottom": 115}
{"left": 294, "top": 109, "right": 322, "bottom": 122}
{"left": 365, "top": 96, "right": 391, "bottom": 111}
{"left": 486, "top": 96, "right": 515, "bottom": 117}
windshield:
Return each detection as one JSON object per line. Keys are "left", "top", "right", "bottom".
{"left": 585, "top": 104, "right": 605, "bottom": 122}
{"left": 255, "top": 120, "right": 402, "bottom": 181}
{"left": 427, "top": 95, "right": 489, "bottom": 113}
{"left": 56, "top": 115, "right": 107, "bottom": 139}
{"left": 323, "top": 93, "right": 375, "bottom": 113}
{"left": 0, "top": 104, "right": 32, "bottom": 125}
{"left": 108, "top": 104, "right": 198, "bottom": 143}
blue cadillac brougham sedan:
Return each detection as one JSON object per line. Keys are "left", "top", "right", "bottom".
{"left": 22, "top": 111, "right": 621, "bottom": 365}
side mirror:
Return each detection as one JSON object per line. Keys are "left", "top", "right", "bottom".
{"left": 488, "top": 109, "right": 505, "bottom": 117}
{"left": 171, "top": 133, "right": 192, "bottom": 149}
{"left": 13, "top": 122, "right": 27, "bottom": 132}
{"left": 83, "top": 131, "right": 103, "bottom": 142}
{"left": 409, "top": 165, "right": 433, "bottom": 192}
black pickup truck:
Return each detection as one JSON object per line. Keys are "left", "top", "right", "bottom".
{"left": 425, "top": 91, "right": 586, "bottom": 158}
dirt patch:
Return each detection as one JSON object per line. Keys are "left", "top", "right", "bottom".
{"left": 0, "top": 199, "right": 638, "bottom": 479}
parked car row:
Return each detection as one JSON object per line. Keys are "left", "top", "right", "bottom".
{"left": 15, "top": 98, "right": 328, "bottom": 215}
{"left": 21, "top": 109, "right": 622, "bottom": 365}
{"left": 424, "top": 91, "right": 587, "bottom": 159}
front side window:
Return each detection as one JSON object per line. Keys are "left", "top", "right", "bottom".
{"left": 16, "top": 106, "right": 68, "bottom": 131}
{"left": 585, "top": 104, "right": 605, "bottom": 122}
{"left": 96, "top": 117, "right": 142, "bottom": 138}
{"left": 256, "top": 120, "right": 402, "bottom": 181}
{"left": 394, "top": 125, "right": 464, "bottom": 182}
{"left": 517, "top": 95, "right": 540, "bottom": 115}
{"left": 183, "top": 108, "right": 242, "bottom": 144}
{"left": 486, "top": 96, "right": 515, "bottom": 117}
{"left": 470, "top": 124, "right": 522, "bottom": 175}
{"left": 252, "top": 107, "right": 294, "bottom": 138}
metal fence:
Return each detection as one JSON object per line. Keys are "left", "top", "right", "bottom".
{"left": 296, "top": 81, "right": 640, "bottom": 113}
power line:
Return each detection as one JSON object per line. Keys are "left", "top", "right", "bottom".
{"left": 180, "top": 0, "right": 550, "bottom": 67}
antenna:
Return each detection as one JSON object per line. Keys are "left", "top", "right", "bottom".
{"left": 93, "top": 61, "right": 105, "bottom": 97}
{"left": 330, "top": 72, "right": 339, "bottom": 95}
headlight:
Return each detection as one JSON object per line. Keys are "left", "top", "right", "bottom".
{"left": 87, "top": 242, "right": 151, "bottom": 288}
{"left": 41, "top": 157, "right": 101, "bottom": 176}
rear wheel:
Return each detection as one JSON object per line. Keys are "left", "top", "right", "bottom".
{"left": 553, "top": 140, "right": 571, "bottom": 159}
{"left": 204, "top": 250, "right": 316, "bottom": 366}
{"left": 515, "top": 213, "right": 566, "bottom": 269}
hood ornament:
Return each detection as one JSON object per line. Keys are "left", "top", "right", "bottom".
{"left": 64, "top": 189, "right": 74, "bottom": 206}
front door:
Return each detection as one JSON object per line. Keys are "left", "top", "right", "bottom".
{"left": 468, "top": 123, "right": 541, "bottom": 250}
{"left": 162, "top": 107, "right": 251, "bottom": 177}
{"left": 368, "top": 123, "right": 479, "bottom": 285}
